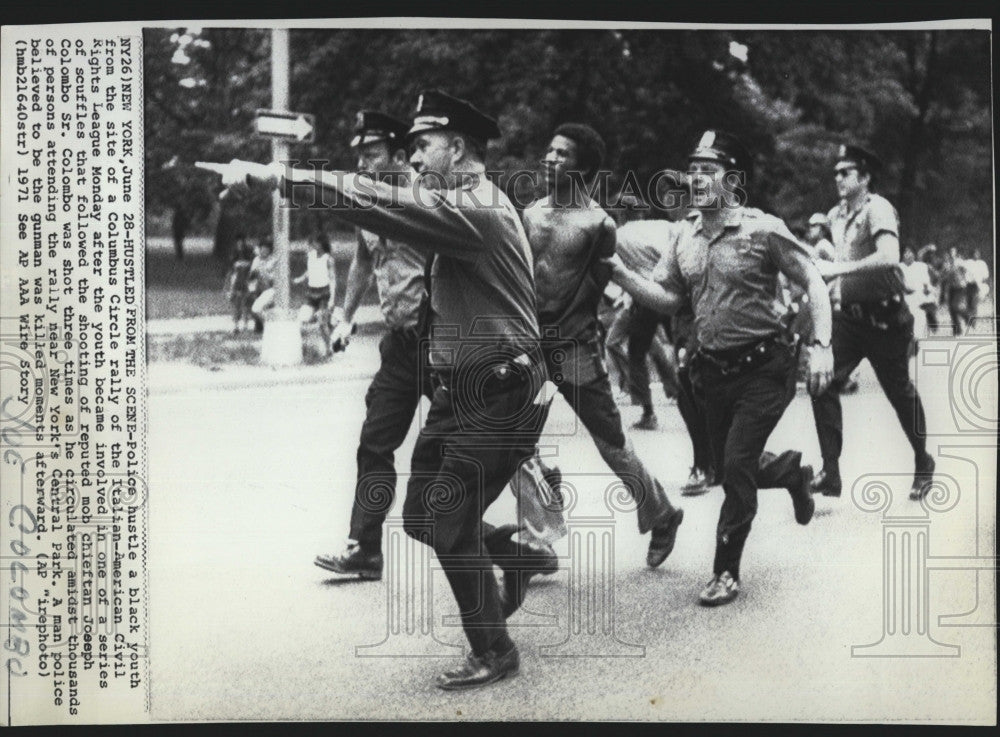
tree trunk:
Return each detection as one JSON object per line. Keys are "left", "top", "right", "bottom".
{"left": 897, "top": 31, "right": 938, "bottom": 243}
{"left": 171, "top": 205, "right": 189, "bottom": 261}
{"left": 213, "top": 203, "right": 238, "bottom": 262}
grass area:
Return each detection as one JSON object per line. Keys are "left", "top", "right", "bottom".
{"left": 146, "top": 329, "right": 334, "bottom": 367}
{"left": 146, "top": 234, "right": 367, "bottom": 320}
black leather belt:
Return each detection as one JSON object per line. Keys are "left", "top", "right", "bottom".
{"left": 841, "top": 294, "right": 904, "bottom": 329}
{"left": 694, "top": 334, "right": 788, "bottom": 378}
{"left": 434, "top": 352, "right": 539, "bottom": 392}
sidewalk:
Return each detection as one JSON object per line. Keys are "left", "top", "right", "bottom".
{"left": 146, "top": 305, "right": 387, "bottom": 395}
{"left": 145, "top": 304, "right": 384, "bottom": 336}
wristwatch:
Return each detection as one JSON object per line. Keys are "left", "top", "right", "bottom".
{"left": 810, "top": 338, "right": 831, "bottom": 348}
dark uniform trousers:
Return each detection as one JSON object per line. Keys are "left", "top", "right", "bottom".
{"left": 810, "top": 304, "right": 928, "bottom": 470}
{"left": 402, "top": 358, "right": 546, "bottom": 657}
{"left": 676, "top": 365, "right": 713, "bottom": 477}
{"left": 542, "top": 335, "right": 677, "bottom": 534}
{"left": 349, "top": 327, "right": 435, "bottom": 549}
{"left": 672, "top": 313, "right": 713, "bottom": 477}
{"left": 626, "top": 305, "right": 681, "bottom": 409}
{"left": 696, "top": 341, "right": 804, "bottom": 580}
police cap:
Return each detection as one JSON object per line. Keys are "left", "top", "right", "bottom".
{"left": 407, "top": 89, "right": 501, "bottom": 144}
{"left": 350, "top": 110, "right": 410, "bottom": 149}
{"left": 835, "top": 143, "right": 883, "bottom": 173}
{"left": 688, "top": 129, "right": 753, "bottom": 176}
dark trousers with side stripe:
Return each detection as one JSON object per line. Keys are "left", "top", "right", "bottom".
{"left": 697, "top": 344, "right": 804, "bottom": 580}
{"left": 810, "top": 308, "right": 928, "bottom": 473}
{"left": 402, "top": 365, "right": 545, "bottom": 656}
{"left": 348, "top": 328, "right": 434, "bottom": 549}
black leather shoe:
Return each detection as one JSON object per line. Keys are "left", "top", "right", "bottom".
{"left": 435, "top": 645, "right": 519, "bottom": 691}
{"left": 647, "top": 507, "right": 684, "bottom": 568}
{"left": 314, "top": 543, "right": 383, "bottom": 580}
{"left": 811, "top": 466, "right": 842, "bottom": 497}
{"left": 909, "top": 454, "right": 936, "bottom": 500}
{"left": 790, "top": 465, "right": 816, "bottom": 525}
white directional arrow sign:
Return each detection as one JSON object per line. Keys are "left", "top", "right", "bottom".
{"left": 254, "top": 108, "right": 315, "bottom": 143}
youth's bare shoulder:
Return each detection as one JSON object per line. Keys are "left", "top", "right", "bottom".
{"left": 586, "top": 198, "right": 615, "bottom": 230}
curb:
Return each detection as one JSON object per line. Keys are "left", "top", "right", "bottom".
{"left": 147, "top": 364, "right": 379, "bottom": 395}
{"left": 146, "top": 304, "right": 385, "bottom": 337}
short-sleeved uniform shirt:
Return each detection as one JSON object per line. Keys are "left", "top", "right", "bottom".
{"left": 827, "top": 193, "right": 904, "bottom": 304}
{"left": 357, "top": 229, "right": 427, "bottom": 331}
{"left": 653, "top": 207, "right": 813, "bottom": 352}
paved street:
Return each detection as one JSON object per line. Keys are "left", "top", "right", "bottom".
{"left": 145, "top": 336, "right": 996, "bottom": 722}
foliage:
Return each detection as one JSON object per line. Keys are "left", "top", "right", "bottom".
{"left": 144, "top": 28, "right": 993, "bottom": 264}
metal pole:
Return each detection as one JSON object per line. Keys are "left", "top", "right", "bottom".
{"left": 259, "top": 27, "right": 302, "bottom": 365}
{"left": 271, "top": 28, "right": 290, "bottom": 314}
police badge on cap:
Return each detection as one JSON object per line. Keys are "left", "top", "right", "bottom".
{"left": 688, "top": 129, "right": 752, "bottom": 175}
{"left": 350, "top": 110, "right": 410, "bottom": 149}
{"left": 407, "top": 89, "right": 501, "bottom": 143}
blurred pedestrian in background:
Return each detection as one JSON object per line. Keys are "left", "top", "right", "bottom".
{"left": 223, "top": 237, "right": 255, "bottom": 333}
{"left": 248, "top": 237, "right": 277, "bottom": 334}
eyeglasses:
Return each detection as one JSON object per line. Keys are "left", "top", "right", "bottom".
{"left": 833, "top": 167, "right": 857, "bottom": 179}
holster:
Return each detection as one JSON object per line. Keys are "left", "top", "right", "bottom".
{"left": 841, "top": 294, "right": 909, "bottom": 330}
{"left": 692, "top": 334, "right": 790, "bottom": 384}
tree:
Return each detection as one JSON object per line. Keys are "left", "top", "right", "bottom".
{"left": 144, "top": 27, "right": 272, "bottom": 262}
{"left": 145, "top": 28, "right": 993, "bottom": 270}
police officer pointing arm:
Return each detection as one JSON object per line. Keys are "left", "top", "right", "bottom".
{"left": 218, "top": 90, "right": 547, "bottom": 691}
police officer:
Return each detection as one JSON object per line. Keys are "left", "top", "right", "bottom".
{"left": 810, "top": 144, "right": 935, "bottom": 500}
{"left": 218, "top": 90, "right": 549, "bottom": 690}
{"left": 609, "top": 130, "right": 833, "bottom": 607}
{"left": 313, "top": 111, "right": 434, "bottom": 580}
